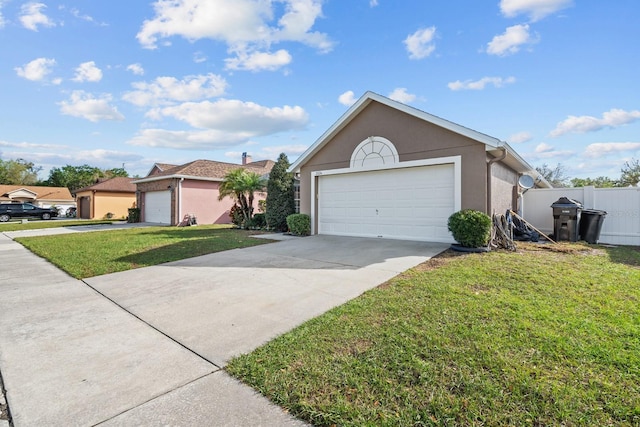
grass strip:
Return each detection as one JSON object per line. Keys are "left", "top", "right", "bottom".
{"left": 16, "top": 225, "right": 272, "bottom": 278}
{"left": 227, "top": 243, "right": 640, "bottom": 426}
{"left": 0, "top": 219, "right": 113, "bottom": 232}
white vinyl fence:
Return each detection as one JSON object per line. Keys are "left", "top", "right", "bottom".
{"left": 521, "top": 186, "right": 640, "bottom": 246}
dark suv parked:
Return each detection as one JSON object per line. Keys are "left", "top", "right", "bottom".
{"left": 0, "top": 203, "right": 59, "bottom": 222}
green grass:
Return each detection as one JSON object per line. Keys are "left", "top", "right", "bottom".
{"left": 0, "top": 219, "right": 113, "bottom": 231}
{"left": 227, "top": 243, "right": 640, "bottom": 426}
{"left": 16, "top": 225, "right": 273, "bottom": 278}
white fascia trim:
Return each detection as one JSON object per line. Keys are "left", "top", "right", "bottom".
{"left": 289, "top": 91, "right": 502, "bottom": 173}
{"left": 132, "top": 174, "right": 224, "bottom": 184}
{"left": 310, "top": 155, "right": 462, "bottom": 235}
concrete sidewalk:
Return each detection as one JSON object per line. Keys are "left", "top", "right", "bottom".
{"left": 0, "top": 229, "right": 447, "bottom": 426}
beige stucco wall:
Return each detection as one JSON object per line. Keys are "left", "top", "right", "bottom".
{"left": 75, "top": 190, "right": 135, "bottom": 220}
{"left": 299, "top": 101, "right": 490, "bottom": 230}
{"left": 489, "top": 160, "right": 518, "bottom": 215}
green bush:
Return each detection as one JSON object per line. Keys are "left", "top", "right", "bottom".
{"left": 247, "top": 213, "right": 266, "bottom": 229}
{"left": 229, "top": 204, "right": 244, "bottom": 227}
{"left": 127, "top": 208, "right": 140, "bottom": 223}
{"left": 286, "top": 213, "right": 310, "bottom": 236}
{"left": 447, "top": 209, "right": 491, "bottom": 248}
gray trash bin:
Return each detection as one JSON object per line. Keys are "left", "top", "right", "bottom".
{"left": 579, "top": 209, "right": 607, "bottom": 244}
{"left": 551, "top": 197, "right": 582, "bottom": 242}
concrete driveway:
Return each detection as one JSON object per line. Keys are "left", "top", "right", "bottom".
{"left": 0, "top": 231, "right": 447, "bottom": 426}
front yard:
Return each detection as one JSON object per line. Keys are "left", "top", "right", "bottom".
{"left": 10, "top": 224, "right": 640, "bottom": 425}
{"left": 227, "top": 243, "right": 640, "bottom": 426}
{"left": 15, "top": 225, "right": 272, "bottom": 278}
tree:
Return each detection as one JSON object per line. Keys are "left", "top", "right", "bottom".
{"left": 265, "top": 153, "right": 295, "bottom": 231}
{"left": 536, "top": 163, "right": 569, "bottom": 187}
{"left": 104, "top": 167, "right": 129, "bottom": 179}
{"left": 0, "top": 158, "right": 41, "bottom": 185}
{"left": 570, "top": 176, "right": 617, "bottom": 188}
{"left": 45, "top": 164, "right": 128, "bottom": 192}
{"left": 218, "top": 168, "right": 266, "bottom": 227}
{"left": 619, "top": 158, "right": 640, "bottom": 187}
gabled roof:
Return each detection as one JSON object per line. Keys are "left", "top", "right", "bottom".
{"left": 0, "top": 185, "right": 74, "bottom": 202}
{"left": 133, "top": 159, "right": 274, "bottom": 184}
{"left": 75, "top": 177, "right": 137, "bottom": 193}
{"left": 146, "top": 163, "right": 179, "bottom": 176}
{"left": 289, "top": 91, "right": 550, "bottom": 187}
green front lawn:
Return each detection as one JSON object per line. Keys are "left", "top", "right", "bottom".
{"left": 0, "top": 219, "right": 113, "bottom": 231}
{"left": 227, "top": 243, "right": 640, "bottom": 426}
{"left": 16, "top": 225, "right": 273, "bottom": 278}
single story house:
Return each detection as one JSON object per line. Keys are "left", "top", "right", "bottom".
{"left": 133, "top": 156, "right": 274, "bottom": 225}
{"left": 74, "top": 177, "right": 137, "bottom": 220}
{"left": 0, "top": 185, "right": 75, "bottom": 214}
{"left": 289, "top": 91, "right": 550, "bottom": 243}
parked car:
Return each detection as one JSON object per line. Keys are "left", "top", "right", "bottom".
{"left": 0, "top": 203, "right": 59, "bottom": 222}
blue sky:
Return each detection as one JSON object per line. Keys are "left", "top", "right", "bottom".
{"left": 1, "top": 0, "right": 638, "bottom": 180}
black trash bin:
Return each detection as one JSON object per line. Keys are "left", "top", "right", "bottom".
{"left": 579, "top": 209, "right": 607, "bottom": 244}
{"left": 551, "top": 197, "right": 582, "bottom": 242}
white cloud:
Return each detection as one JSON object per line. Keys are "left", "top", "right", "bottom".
{"left": 486, "top": 24, "right": 537, "bottom": 56}
{"left": 370, "top": 0, "right": 379, "bottom": 6}
{"left": 127, "top": 63, "right": 145, "bottom": 76}
{"left": 388, "top": 88, "right": 416, "bottom": 103}
{"left": 58, "top": 91, "right": 125, "bottom": 122}
{"left": 0, "top": 1, "right": 6, "bottom": 28}
{"left": 69, "top": 8, "right": 106, "bottom": 26}
{"left": 225, "top": 49, "right": 292, "bottom": 72}
{"left": 404, "top": 26, "right": 437, "bottom": 59}
{"left": 500, "top": 0, "right": 573, "bottom": 21}
{"left": 123, "top": 73, "right": 228, "bottom": 107}
{"left": 338, "top": 90, "right": 357, "bottom": 107}
{"left": 527, "top": 142, "right": 574, "bottom": 160}
{"left": 72, "top": 61, "right": 103, "bottom": 82}
{"left": 15, "top": 57, "right": 57, "bottom": 82}
{"left": 130, "top": 99, "right": 309, "bottom": 150}
{"left": 20, "top": 2, "right": 55, "bottom": 31}
{"left": 535, "top": 142, "right": 553, "bottom": 153}
{"left": 550, "top": 109, "right": 640, "bottom": 137}
{"left": 0, "top": 140, "right": 67, "bottom": 150}
{"left": 5, "top": 149, "right": 144, "bottom": 177}
{"left": 448, "top": 76, "right": 516, "bottom": 91}
{"left": 193, "top": 52, "right": 207, "bottom": 63}
{"left": 154, "top": 99, "right": 308, "bottom": 132}
{"left": 508, "top": 131, "right": 533, "bottom": 143}
{"left": 584, "top": 142, "right": 640, "bottom": 158}
{"left": 128, "top": 129, "right": 254, "bottom": 150}
{"left": 136, "top": 0, "right": 333, "bottom": 72}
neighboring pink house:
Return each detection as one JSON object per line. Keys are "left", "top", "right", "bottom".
{"left": 133, "top": 156, "right": 274, "bottom": 225}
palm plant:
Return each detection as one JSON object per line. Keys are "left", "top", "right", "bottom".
{"left": 219, "top": 168, "right": 266, "bottom": 227}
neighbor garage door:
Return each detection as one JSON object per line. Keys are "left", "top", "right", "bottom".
{"left": 144, "top": 190, "right": 171, "bottom": 224}
{"left": 318, "top": 164, "right": 455, "bottom": 242}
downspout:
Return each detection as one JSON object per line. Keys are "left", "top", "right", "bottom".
{"left": 92, "top": 190, "right": 96, "bottom": 219}
{"left": 486, "top": 148, "right": 507, "bottom": 215}
{"left": 177, "top": 177, "right": 184, "bottom": 224}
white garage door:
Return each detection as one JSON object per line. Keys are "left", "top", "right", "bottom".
{"left": 318, "top": 164, "right": 455, "bottom": 242}
{"left": 144, "top": 191, "right": 171, "bottom": 224}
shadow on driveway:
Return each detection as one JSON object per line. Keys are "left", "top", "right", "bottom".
{"left": 85, "top": 235, "right": 449, "bottom": 367}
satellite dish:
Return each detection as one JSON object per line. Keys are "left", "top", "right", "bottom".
{"left": 519, "top": 175, "right": 535, "bottom": 189}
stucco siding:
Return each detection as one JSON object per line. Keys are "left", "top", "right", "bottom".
{"left": 180, "top": 180, "right": 230, "bottom": 224}
{"left": 94, "top": 192, "right": 135, "bottom": 220}
{"left": 299, "top": 101, "right": 489, "bottom": 222}
{"left": 74, "top": 190, "right": 135, "bottom": 220}
{"left": 490, "top": 161, "right": 518, "bottom": 215}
